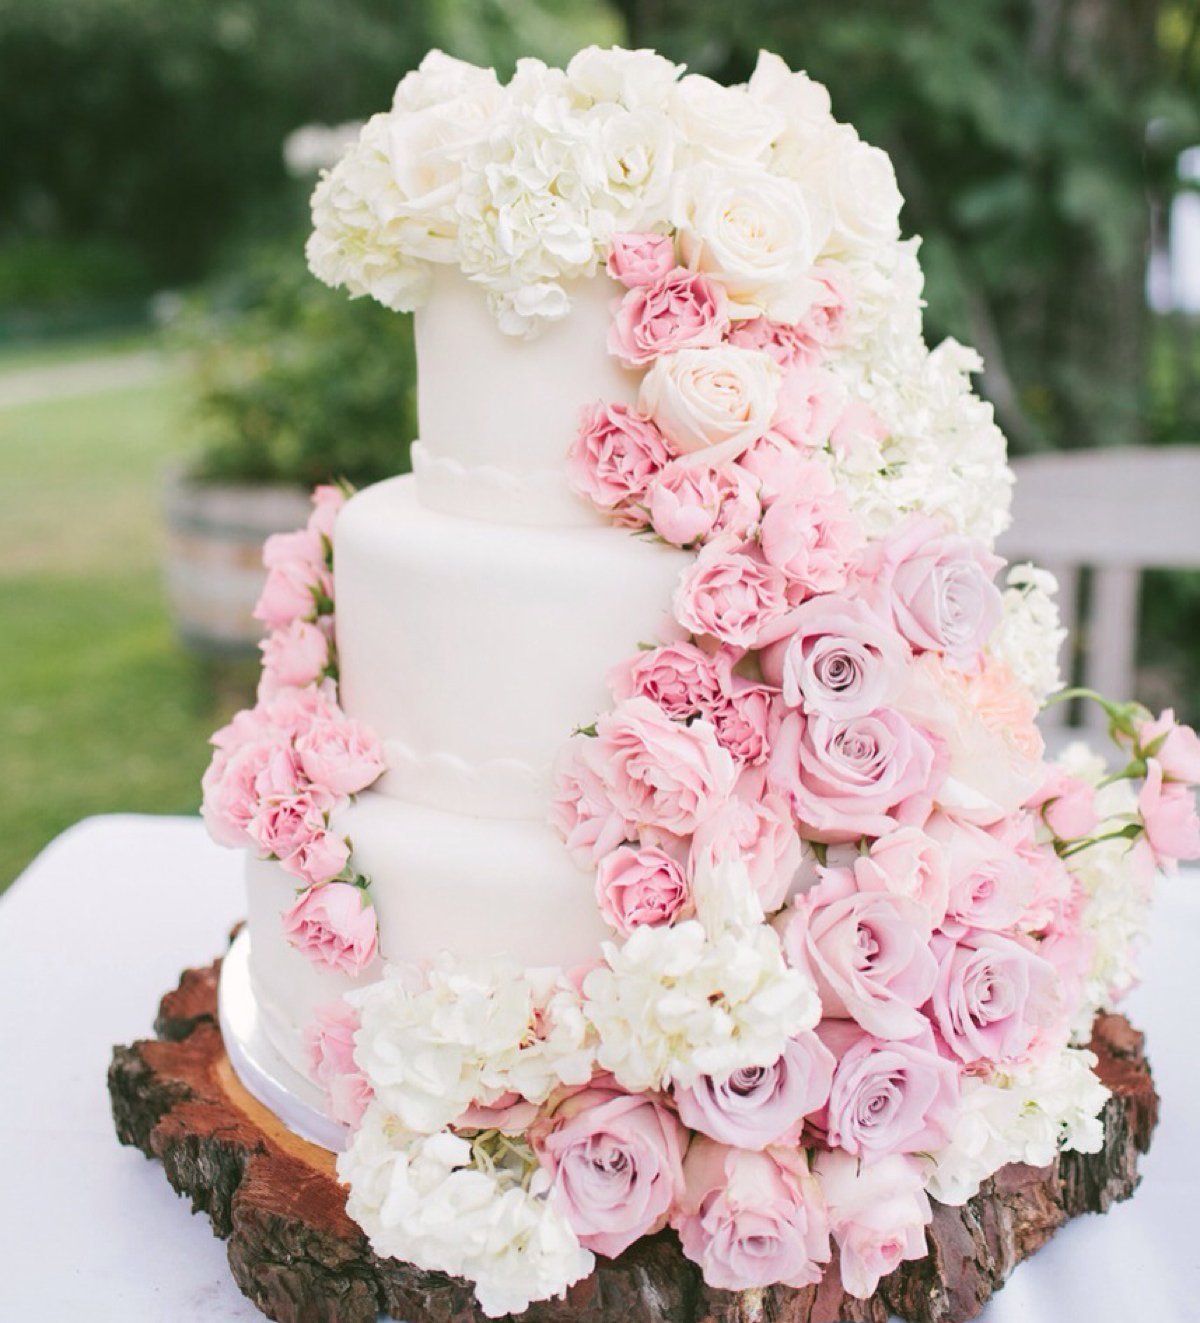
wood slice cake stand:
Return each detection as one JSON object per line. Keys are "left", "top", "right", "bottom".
{"left": 109, "top": 956, "right": 1159, "bottom": 1323}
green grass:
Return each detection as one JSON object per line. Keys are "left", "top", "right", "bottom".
{"left": 0, "top": 368, "right": 254, "bottom": 889}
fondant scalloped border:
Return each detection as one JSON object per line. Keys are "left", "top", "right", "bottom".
{"left": 378, "top": 737, "right": 552, "bottom": 821}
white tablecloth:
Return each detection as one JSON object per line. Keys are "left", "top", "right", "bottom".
{"left": 1, "top": 815, "right": 1197, "bottom": 1321}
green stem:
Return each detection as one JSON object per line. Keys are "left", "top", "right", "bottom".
{"left": 1058, "top": 824, "right": 1142, "bottom": 860}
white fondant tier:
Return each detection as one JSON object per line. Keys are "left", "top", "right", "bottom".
{"left": 244, "top": 793, "right": 608, "bottom": 1074}
{"left": 412, "top": 267, "right": 637, "bottom": 527}
{"left": 334, "top": 475, "right": 689, "bottom": 819}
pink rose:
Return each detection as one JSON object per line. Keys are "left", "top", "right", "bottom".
{"left": 567, "top": 401, "right": 673, "bottom": 519}
{"left": 1026, "top": 767, "right": 1100, "bottom": 841}
{"left": 767, "top": 708, "right": 944, "bottom": 843}
{"left": 815, "top": 1151, "right": 931, "bottom": 1300}
{"left": 673, "top": 1139, "right": 831, "bottom": 1291}
{"left": 674, "top": 1032, "right": 835, "bottom": 1150}
{"left": 281, "top": 881, "right": 378, "bottom": 975}
{"left": 201, "top": 739, "right": 275, "bottom": 848}
{"left": 259, "top": 619, "right": 329, "bottom": 691}
{"left": 456, "top": 1092, "right": 539, "bottom": 1134}
{"left": 829, "top": 399, "right": 887, "bottom": 463}
{"left": 304, "top": 1000, "right": 372, "bottom": 1127}
{"left": 1139, "top": 758, "right": 1200, "bottom": 869}
{"left": 691, "top": 776, "right": 804, "bottom": 912}
{"left": 726, "top": 316, "right": 813, "bottom": 369}
{"left": 263, "top": 527, "right": 326, "bottom": 574}
{"left": 710, "top": 465, "right": 765, "bottom": 542}
{"left": 595, "top": 841, "right": 693, "bottom": 935}
{"left": 534, "top": 1084, "right": 686, "bottom": 1258}
{"left": 771, "top": 362, "right": 847, "bottom": 450}
{"left": 851, "top": 826, "right": 949, "bottom": 928}
{"left": 254, "top": 684, "right": 341, "bottom": 741}
{"left": 607, "top": 232, "right": 676, "bottom": 287}
{"left": 254, "top": 560, "right": 318, "bottom": 630}
{"left": 759, "top": 467, "right": 864, "bottom": 599}
{"left": 283, "top": 827, "right": 352, "bottom": 886}
{"left": 608, "top": 268, "right": 730, "bottom": 368}
{"left": 867, "top": 519, "right": 1004, "bottom": 668}
{"left": 795, "top": 263, "right": 852, "bottom": 350}
{"left": 647, "top": 465, "right": 724, "bottom": 546}
{"left": 307, "top": 483, "right": 347, "bottom": 541}
{"left": 930, "top": 930, "right": 1060, "bottom": 1064}
{"left": 609, "top": 642, "right": 728, "bottom": 721}
{"left": 673, "top": 538, "right": 789, "bottom": 648}
{"left": 1136, "top": 709, "right": 1200, "bottom": 784}
{"left": 779, "top": 872, "right": 938, "bottom": 1040}
{"left": 930, "top": 816, "right": 1033, "bottom": 932}
{"left": 709, "top": 680, "right": 776, "bottom": 767}
{"left": 296, "top": 718, "right": 385, "bottom": 797}
{"left": 814, "top": 1019, "right": 958, "bottom": 1161}
{"left": 736, "top": 432, "right": 813, "bottom": 502}
{"left": 250, "top": 789, "right": 327, "bottom": 862}
{"left": 761, "top": 595, "right": 909, "bottom": 718}
{"left": 593, "top": 697, "right": 737, "bottom": 836}
{"left": 550, "top": 739, "right": 630, "bottom": 868}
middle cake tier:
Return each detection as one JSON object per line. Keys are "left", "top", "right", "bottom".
{"left": 335, "top": 475, "right": 691, "bottom": 819}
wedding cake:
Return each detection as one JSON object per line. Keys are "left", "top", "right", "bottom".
{"left": 200, "top": 46, "right": 1200, "bottom": 1319}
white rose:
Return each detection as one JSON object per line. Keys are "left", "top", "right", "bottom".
{"left": 591, "top": 104, "right": 677, "bottom": 224}
{"left": 566, "top": 45, "right": 683, "bottom": 108}
{"left": 507, "top": 56, "right": 573, "bottom": 105}
{"left": 800, "top": 124, "right": 903, "bottom": 248}
{"left": 672, "top": 163, "right": 828, "bottom": 320}
{"left": 669, "top": 73, "right": 785, "bottom": 164}
{"left": 746, "top": 51, "right": 833, "bottom": 145}
{"left": 392, "top": 50, "right": 501, "bottom": 113}
{"left": 638, "top": 344, "right": 781, "bottom": 458}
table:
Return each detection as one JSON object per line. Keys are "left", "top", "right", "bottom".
{"left": 2, "top": 814, "right": 1197, "bottom": 1321}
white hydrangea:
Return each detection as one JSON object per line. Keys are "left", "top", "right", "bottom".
{"left": 351, "top": 958, "right": 595, "bottom": 1134}
{"left": 691, "top": 850, "right": 765, "bottom": 935}
{"left": 339, "top": 1105, "right": 593, "bottom": 1318}
{"left": 989, "top": 564, "right": 1067, "bottom": 703}
{"left": 582, "top": 919, "right": 820, "bottom": 1091}
{"left": 926, "top": 1046, "right": 1110, "bottom": 1205}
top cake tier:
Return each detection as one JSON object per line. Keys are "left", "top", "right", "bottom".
{"left": 411, "top": 267, "right": 636, "bottom": 528}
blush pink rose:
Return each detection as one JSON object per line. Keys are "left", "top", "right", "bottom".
{"left": 709, "top": 680, "right": 776, "bottom": 767}
{"left": 307, "top": 483, "right": 347, "bottom": 541}
{"left": 283, "top": 827, "right": 352, "bottom": 886}
{"left": 1136, "top": 710, "right": 1200, "bottom": 784}
{"left": 813, "top": 1019, "right": 959, "bottom": 1160}
{"left": 567, "top": 401, "right": 673, "bottom": 519}
{"left": 1139, "top": 758, "right": 1200, "bottom": 868}
{"left": 727, "top": 316, "right": 813, "bottom": 368}
{"left": 595, "top": 841, "right": 693, "bottom": 935}
{"left": 759, "top": 467, "right": 864, "bottom": 599}
{"left": 673, "top": 1139, "right": 831, "bottom": 1291}
{"left": 779, "top": 872, "right": 939, "bottom": 1040}
{"left": 930, "top": 930, "right": 1060, "bottom": 1065}
{"left": 608, "top": 268, "right": 730, "bottom": 368}
{"left": 456, "top": 1092, "right": 540, "bottom": 1134}
{"left": 1026, "top": 767, "right": 1100, "bottom": 842}
{"left": 250, "top": 789, "right": 327, "bottom": 862}
{"left": 647, "top": 465, "right": 724, "bottom": 546}
{"left": 254, "top": 560, "right": 318, "bottom": 630}
{"left": 795, "top": 263, "right": 852, "bottom": 350}
{"left": 771, "top": 362, "right": 847, "bottom": 450}
{"left": 534, "top": 1084, "right": 686, "bottom": 1258}
{"left": 550, "top": 739, "right": 630, "bottom": 868}
{"left": 201, "top": 739, "right": 275, "bottom": 848}
{"left": 829, "top": 398, "right": 888, "bottom": 464}
{"left": 710, "top": 465, "right": 765, "bottom": 542}
{"left": 259, "top": 619, "right": 330, "bottom": 691}
{"left": 607, "top": 232, "right": 676, "bottom": 287}
{"left": 282, "top": 881, "right": 378, "bottom": 975}
{"left": 867, "top": 519, "right": 1004, "bottom": 668}
{"left": 609, "top": 641, "right": 729, "bottom": 721}
{"left": 691, "top": 777, "right": 804, "bottom": 912}
{"left": 851, "top": 826, "right": 950, "bottom": 928}
{"left": 593, "top": 697, "right": 737, "bottom": 836}
{"left": 815, "top": 1151, "right": 931, "bottom": 1300}
{"left": 304, "top": 1000, "right": 372, "bottom": 1127}
{"left": 736, "top": 432, "right": 813, "bottom": 502}
{"left": 295, "top": 718, "right": 385, "bottom": 798}
{"left": 673, "top": 538, "right": 790, "bottom": 648}
{"left": 674, "top": 1032, "right": 835, "bottom": 1150}
{"left": 929, "top": 816, "right": 1033, "bottom": 932}
{"left": 767, "top": 708, "right": 945, "bottom": 843}
{"left": 761, "top": 595, "right": 909, "bottom": 718}
{"left": 263, "top": 527, "right": 326, "bottom": 574}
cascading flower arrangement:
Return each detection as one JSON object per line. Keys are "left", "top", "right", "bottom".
{"left": 233, "top": 44, "right": 1200, "bottom": 1319}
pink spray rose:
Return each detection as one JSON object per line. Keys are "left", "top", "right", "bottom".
{"left": 550, "top": 738, "right": 630, "bottom": 868}
{"left": 201, "top": 739, "right": 275, "bottom": 848}
{"left": 761, "top": 594, "right": 910, "bottom": 718}
{"left": 1139, "top": 758, "right": 1200, "bottom": 868}
{"left": 534, "top": 1083, "right": 686, "bottom": 1258}
{"left": 726, "top": 316, "right": 814, "bottom": 369}
{"left": 259, "top": 619, "right": 330, "bottom": 691}
{"left": 867, "top": 519, "right": 1004, "bottom": 668}
{"left": 263, "top": 527, "right": 326, "bottom": 574}
{"left": 567, "top": 401, "right": 673, "bottom": 519}
{"left": 709, "top": 680, "right": 776, "bottom": 767}
{"left": 608, "top": 268, "right": 730, "bottom": 368}
{"left": 295, "top": 717, "right": 385, "bottom": 797}
{"left": 930, "top": 930, "right": 1060, "bottom": 1065}
{"left": 795, "top": 263, "right": 853, "bottom": 350}
{"left": 1026, "top": 767, "right": 1100, "bottom": 842}
{"left": 767, "top": 708, "right": 945, "bottom": 843}
{"left": 283, "top": 827, "right": 352, "bottom": 887}
{"left": 647, "top": 465, "right": 724, "bottom": 546}
{"left": 815, "top": 1151, "right": 931, "bottom": 1300}
{"left": 595, "top": 840, "right": 693, "bottom": 935}
{"left": 607, "top": 232, "right": 677, "bottom": 287}
{"left": 674, "top": 1032, "right": 835, "bottom": 1150}
{"left": 771, "top": 362, "right": 847, "bottom": 451}
{"left": 609, "top": 641, "right": 729, "bottom": 721}
{"left": 1136, "top": 710, "right": 1200, "bottom": 784}
{"left": 254, "top": 560, "right": 319, "bottom": 630}
{"left": 307, "top": 483, "right": 347, "bottom": 541}
{"left": 250, "top": 789, "right": 328, "bottom": 862}
{"left": 281, "top": 881, "right": 378, "bottom": 975}
{"left": 779, "top": 871, "right": 939, "bottom": 1040}
{"left": 673, "top": 537, "right": 790, "bottom": 648}
{"left": 691, "top": 776, "right": 804, "bottom": 912}
{"left": 759, "top": 466, "right": 864, "bottom": 599}
{"left": 814, "top": 1019, "right": 959, "bottom": 1161}
{"left": 851, "top": 826, "right": 949, "bottom": 928}
{"left": 592, "top": 697, "right": 737, "bottom": 836}
{"left": 304, "top": 1000, "right": 372, "bottom": 1127}
{"left": 673, "top": 1139, "right": 831, "bottom": 1291}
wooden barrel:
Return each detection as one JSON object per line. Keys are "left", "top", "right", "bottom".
{"left": 163, "top": 469, "right": 313, "bottom": 656}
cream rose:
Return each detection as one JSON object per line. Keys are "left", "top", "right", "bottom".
{"left": 638, "top": 345, "right": 780, "bottom": 458}
{"left": 566, "top": 45, "right": 683, "bottom": 109}
{"left": 668, "top": 74, "right": 785, "bottom": 164}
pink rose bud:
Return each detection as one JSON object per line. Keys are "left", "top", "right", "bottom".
{"left": 304, "top": 1000, "right": 373, "bottom": 1127}
{"left": 1139, "top": 758, "right": 1200, "bottom": 869}
{"left": 567, "top": 401, "right": 673, "bottom": 519}
{"left": 595, "top": 841, "right": 693, "bottom": 935}
{"left": 254, "top": 560, "right": 318, "bottom": 629}
{"left": 672, "top": 1139, "right": 831, "bottom": 1291}
{"left": 606, "top": 232, "right": 677, "bottom": 287}
{"left": 263, "top": 527, "right": 326, "bottom": 573}
{"left": 259, "top": 619, "right": 329, "bottom": 691}
{"left": 282, "top": 881, "right": 378, "bottom": 975}
{"left": 647, "top": 465, "right": 724, "bottom": 547}
{"left": 674, "top": 1031, "right": 835, "bottom": 1150}
{"left": 1027, "top": 767, "right": 1100, "bottom": 842}
{"left": 534, "top": 1084, "right": 686, "bottom": 1258}
{"left": 307, "top": 483, "right": 347, "bottom": 541}
{"left": 607, "top": 268, "right": 730, "bottom": 368}
{"left": 283, "top": 827, "right": 352, "bottom": 887}
{"left": 1136, "top": 709, "right": 1200, "bottom": 785}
